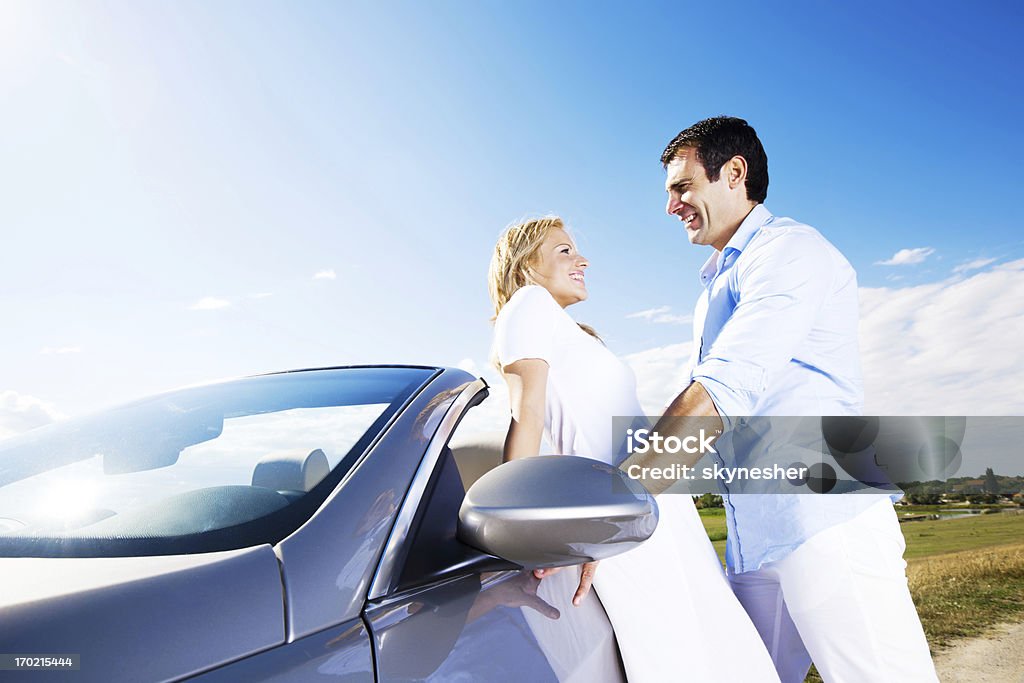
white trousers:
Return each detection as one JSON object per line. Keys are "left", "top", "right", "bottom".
{"left": 594, "top": 494, "right": 780, "bottom": 682}
{"left": 728, "top": 499, "right": 939, "bottom": 683}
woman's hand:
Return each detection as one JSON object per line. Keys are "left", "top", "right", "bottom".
{"left": 469, "top": 571, "right": 560, "bottom": 623}
{"left": 534, "top": 561, "right": 600, "bottom": 606}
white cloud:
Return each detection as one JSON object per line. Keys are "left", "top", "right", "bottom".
{"left": 456, "top": 357, "right": 480, "bottom": 374}
{"left": 190, "top": 297, "right": 231, "bottom": 311}
{"left": 656, "top": 313, "right": 693, "bottom": 325}
{"left": 250, "top": 292, "right": 274, "bottom": 299}
{"left": 626, "top": 306, "right": 693, "bottom": 325}
{"left": 952, "top": 257, "right": 997, "bottom": 274}
{"left": 40, "top": 346, "right": 82, "bottom": 355}
{"left": 875, "top": 246, "right": 935, "bottom": 266}
{"left": 623, "top": 342, "right": 694, "bottom": 414}
{"left": 859, "top": 259, "right": 1024, "bottom": 414}
{"left": 313, "top": 270, "right": 337, "bottom": 280}
{"left": 0, "top": 391, "right": 64, "bottom": 440}
{"left": 627, "top": 306, "right": 670, "bottom": 319}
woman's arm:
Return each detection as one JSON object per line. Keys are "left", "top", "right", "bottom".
{"left": 500, "top": 356, "right": 598, "bottom": 606}
{"left": 500, "top": 358, "right": 549, "bottom": 462}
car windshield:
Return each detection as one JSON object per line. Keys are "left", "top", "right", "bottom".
{"left": 0, "top": 366, "right": 436, "bottom": 557}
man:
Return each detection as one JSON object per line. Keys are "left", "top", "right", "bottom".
{"left": 633, "top": 116, "right": 937, "bottom": 681}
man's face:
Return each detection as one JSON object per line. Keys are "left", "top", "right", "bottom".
{"left": 664, "top": 147, "right": 734, "bottom": 251}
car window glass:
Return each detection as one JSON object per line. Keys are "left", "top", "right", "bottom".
{"left": 445, "top": 398, "right": 506, "bottom": 494}
{"left": 1, "top": 404, "right": 388, "bottom": 526}
{"left": 0, "top": 367, "right": 434, "bottom": 556}
{"left": 394, "top": 395, "right": 517, "bottom": 593}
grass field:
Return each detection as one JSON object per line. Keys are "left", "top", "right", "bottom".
{"left": 697, "top": 505, "right": 1024, "bottom": 565}
{"left": 908, "top": 542, "right": 1024, "bottom": 646}
{"left": 901, "top": 510, "right": 1024, "bottom": 559}
{"left": 696, "top": 506, "right": 1024, "bottom": 682}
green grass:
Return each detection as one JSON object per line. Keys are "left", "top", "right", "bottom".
{"left": 697, "top": 508, "right": 729, "bottom": 557}
{"left": 696, "top": 507, "right": 728, "bottom": 544}
{"left": 891, "top": 504, "right": 1006, "bottom": 514}
{"left": 698, "top": 505, "right": 1024, "bottom": 565}
{"left": 901, "top": 511, "right": 1024, "bottom": 559}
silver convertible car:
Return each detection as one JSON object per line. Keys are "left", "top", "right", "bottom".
{"left": 0, "top": 366, "right": 657, "bottom": 682}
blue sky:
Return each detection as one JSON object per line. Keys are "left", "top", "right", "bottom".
{"left": 1, "top": 0, "right": 1022, "bottom": 430}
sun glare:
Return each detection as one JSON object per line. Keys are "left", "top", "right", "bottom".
{"left": 36, "top": 479, "right": 99, "bottom": 520}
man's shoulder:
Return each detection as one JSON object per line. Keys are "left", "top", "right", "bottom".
{"left": 758, "top": 214, "right": 826, "bottom": 246}
{"left": 749, "top": 214, "right": 849, "bottom": 265}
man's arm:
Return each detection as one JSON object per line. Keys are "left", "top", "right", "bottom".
{"left": 662, "top": 380, "right": 723, "bottom": 424}
{"left": 619, "top": 381, "right": 723, "bottom": 495}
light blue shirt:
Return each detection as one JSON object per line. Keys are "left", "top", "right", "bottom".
{"left": 688, "top": 204, "right": 891, "bottom": 573}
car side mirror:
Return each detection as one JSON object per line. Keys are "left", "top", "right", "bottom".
{"left": 457, "top": 455, "right": 658, "bottom": 569}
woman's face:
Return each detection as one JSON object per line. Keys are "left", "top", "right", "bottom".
{"left": 528, "top": 227, "right": 589, "bottom": 308}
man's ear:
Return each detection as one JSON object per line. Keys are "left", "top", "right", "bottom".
{"left": 723, "top": 155, "right": 748, "bottom": 190}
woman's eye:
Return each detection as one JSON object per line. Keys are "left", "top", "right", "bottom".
{"left": 560, "top": 248, "right": 571, "bottom": 254}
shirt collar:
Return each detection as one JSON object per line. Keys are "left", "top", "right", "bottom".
{"left": 697, "top": 204, "right": 773, "bottom": 285}
{"left": 724, "top": 203, "right": 772, "bottom": 255}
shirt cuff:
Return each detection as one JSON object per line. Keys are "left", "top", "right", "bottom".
{"left": 691, "top": 359, "right": 766, "bottom": 428}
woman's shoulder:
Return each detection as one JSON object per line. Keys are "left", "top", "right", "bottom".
{"left": 497, "top": 285, "right": 563, "bottom": 323}
{"left": 507, "top": 284, "right": 559, "bottom": 307}
{"left": 492, "top": 286, "right": 567, "bottom": 368}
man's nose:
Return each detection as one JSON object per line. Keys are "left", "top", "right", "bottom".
{"left": 666, "top": 195, "right": 682, "bottom": 216}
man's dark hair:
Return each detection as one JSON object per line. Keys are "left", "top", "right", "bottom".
{"left": 660, "top": 116, "right": 769, "bottom": 203}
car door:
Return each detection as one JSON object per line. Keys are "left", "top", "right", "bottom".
{"left": 364, "top": 382, "right": 627, "bottom": 682}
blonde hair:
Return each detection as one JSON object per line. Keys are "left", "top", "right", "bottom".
{"left": 488, "top": 215, "right": 600, "bottom": 343}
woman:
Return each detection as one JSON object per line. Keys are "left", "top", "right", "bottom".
{"left": 488, "top": 216, "right": 780, "bottom": 682}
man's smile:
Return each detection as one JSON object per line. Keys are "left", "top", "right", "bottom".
{"left": 679, "top": 205, "right": 700, "bottom": 230}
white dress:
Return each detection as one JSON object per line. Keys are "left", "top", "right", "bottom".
{"left": 493, "top": 286, "right": 780, "bottom": 683}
